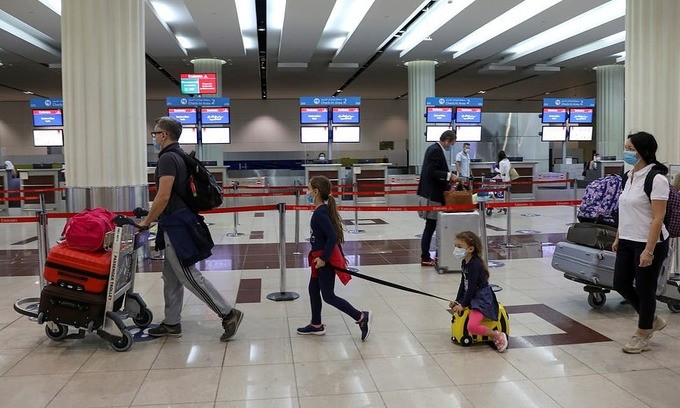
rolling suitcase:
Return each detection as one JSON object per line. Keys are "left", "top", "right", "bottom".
{"left": 436, "top": 210, "right": 481, "bottom": 273}
{"left": 551, "top": 241, "right": 615, "bottom": 289}
{"left": 566, "top": 222, "right": 617, "bottom": 251}
{"left": 38, "top": 284, "right": 107, "bottom": 330}
{"left": 451, "top": 303, "right": 510, "bottom": 347}
{"left": 44, "top": 243, "right": 112, "bottom": 294}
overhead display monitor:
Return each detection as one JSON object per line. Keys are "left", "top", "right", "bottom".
{"left": 332, "top": 107, "right": 360, "bottom": 124}
{"left": 425, "top": 125, "right": 452, "bottom": 142}
{"left": 178, "top": 126, "right": 197, "bottom": 144}
{"left": 542, "top": 108, "right": 567, "bottom": 124}
{"left": 300, "top": 126, "right": 329, "bottom": 143}
{"left": 33, "top": 129, "right": 64, "bottom": 147}
{"left": 455, "top": 125, "right": 482, "bottom": 142}
{"left": 568, "top": 126, "right": 593, "bottom": 141}
{"left": 332, "top": 126, "right": 360, "bottom": 143}
{"left": 180, "top": 73, "right": 217, "bottom": 94}
{"left": 569, "top": 108, "right": 594, "bottom": 124}
{"left": 168, "top": 108, "right": 197, "bottom": 125}
{"left": 300, "top": 107, "right": 329, "bottom": 124}
{"left": 426, "top": 107, "right": 453, "bottom": 123}
{"left": 202, "top": 127, "right": 231, "bottom": 144}
{"left": 32, "top": 109, "right": 63, "bottom": 127}
{"left": 541, "top": 126, "right": 567, "bottom": 142}
{"left": 455, "top": 107, "right": 482, "bottom": 124}
{"left": 201, "top": 107, "right": 230, "bottom": 124}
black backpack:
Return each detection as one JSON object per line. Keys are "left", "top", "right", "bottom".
{"left": 171, "top": 150, "right": 224, "bottom": 212}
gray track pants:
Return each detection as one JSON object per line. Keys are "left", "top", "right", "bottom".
{"left": 161, "top": 232, "right": 232, "bottom": 325}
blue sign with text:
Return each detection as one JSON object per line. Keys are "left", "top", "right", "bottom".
{"left": 300, "top": 107, "right": 329, "bottom": 124}
{"left": 543, "top": 98, "right": 595, "bottom": 108}
{"left": 455, "top": 107, "right": 482, "bottom": 124}
{"left": 332, "top": 107, "right": 360, "bottom": 123}
{"left": 168, "top": 108, "right": 197, "bottom": 124}
{"left": 201, "top": 107, "right": 230, "bottom": 124}
{"left": 166, "top": 97, "right": 230, "bottom": 107}
{"left": 426, "top": 97, "right": 483, "bottom": 107}
{"left": 299, "top": 96, "right": 361, "bottom": 106}
{"left": 568, "top": 108, "right": 593, "bottom": 124}
{"left": 30, "top": 98, "right": 63, "bottom": 109}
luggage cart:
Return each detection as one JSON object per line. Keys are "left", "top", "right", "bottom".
{"left": 476, "top": 175, "right": 507, "bottom": 217}
{"left": 14, "top": 210, "right": 153, "bottom": 352}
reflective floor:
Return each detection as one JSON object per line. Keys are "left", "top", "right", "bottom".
{"left": 1, "top": 205, "right": 680, "bottom": 407}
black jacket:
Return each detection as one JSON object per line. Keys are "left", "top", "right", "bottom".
{"left": 417, "top": 142, "right": 450, "bottom": 204}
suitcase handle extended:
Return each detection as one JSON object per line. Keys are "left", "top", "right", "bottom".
{"left": 596, "top": 252, "right": 605, "bottom": 260}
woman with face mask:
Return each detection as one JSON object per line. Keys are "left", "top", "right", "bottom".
{"left": 449, "top": 231, "right": 507, "bottom": 352}
{"left": 613, "top": 131, "right": 670, "bottom": 354}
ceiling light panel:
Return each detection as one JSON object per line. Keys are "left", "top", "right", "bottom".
{"left": 38, "top": 0, "right": 61, "bottom": 16}
{"left": 185, "top": 0, "right": 246, "bottom": 57}
{"left": 391, "top": 0, "right": 476, "bottom": 59}
{"left": 278, "top": 0, "right": 332, "bottom": 63}
{"left": 316, "top": 0, "right": 375, "bottom": 58}
{"left": 498, "top": 0, "right": 625, "bottom": 64}
{"left": 446, "top": 0, "right": 562, "bottom": 60}
{"left": 0, "top": 9, "right": 60, "bottom": 56}
{"left": 235, "top": 0, "right": 257, "bottom": 51}
{"left": 548, "top": 31, "right": 625, "bottom": 65}
{"left": 148, "top": 0, "right": 209, "bottom": 55}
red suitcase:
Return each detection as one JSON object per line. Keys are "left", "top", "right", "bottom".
{"left": 44, "top": 243, "right": 112, "bottom": 294}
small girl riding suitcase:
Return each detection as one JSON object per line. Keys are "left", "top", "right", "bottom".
{"left": 43, "top": 243, "right": 112, "bottom": 294}
{"left": 451, "top": 303, "right": 510, "bottom": 347}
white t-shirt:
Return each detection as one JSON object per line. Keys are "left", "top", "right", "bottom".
{"left": 498, "top": 158, "right": 511, "bottom": 182}
{"left": 455, "top": 150, "right": 470, "bottom": 178}
{"left": 618, "top": 164, "right": 669, "bottom": 242}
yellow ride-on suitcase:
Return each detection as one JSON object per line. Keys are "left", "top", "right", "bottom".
{"left": 450, "top": 303, "right": 510, "bottom": 347}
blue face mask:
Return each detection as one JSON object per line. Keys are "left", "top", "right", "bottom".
{"left": 623, "top": 150, "right": 639, "bottom": 166}
{"left": 444, "top": 145, "right": 452, "bottom": 152}
{"left": 306, "top": 192, "right": 315, "bottom": 204}
{"left": 152, "top": 137, "right": 160, "bottom": 152}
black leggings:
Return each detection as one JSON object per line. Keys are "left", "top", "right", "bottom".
{"left": 421, "top": 218, "right": 437, "bottom": 261}
{"left": 613, "top": 238, "right": 669, "bottom": 329}
{"left": 309, "top": 265, "right": 361, "bottom": 325}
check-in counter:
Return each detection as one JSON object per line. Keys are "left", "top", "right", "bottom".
{"left": 470, "top": 161, "right": 538, "bottom": 199}
{"left": 599, "top": 160, "right": 624, "bottom": 178}
{"left": 351, "top": 163, "right": 391, "bottom": 204}
{"left": 19, "top": 168, "right": 61, "bottom": 211}
{"left": 303, "top": 163, "right": 343, "bottom": 189}
{"left": 387, "top": 174, "right": 419, "bottom": 206}
{"left": 147, "top": 166, "right": 228, "bottom": 202}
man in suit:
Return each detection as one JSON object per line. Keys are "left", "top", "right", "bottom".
{"left": 417, "top": 130, "right": 458, "bottom": 266}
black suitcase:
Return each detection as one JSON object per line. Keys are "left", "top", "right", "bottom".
{"left": 566, "top": 222, "right": 617, "bottom": 250}
{"left": 38, "top": 284, "right": 107, "bottom": 330}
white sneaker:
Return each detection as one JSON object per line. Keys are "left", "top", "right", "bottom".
{"left": 622, "top": 334, "right": 651, "bottom": 354}
{"left": 653, "top": 315, "right": 667, "bottom": 332}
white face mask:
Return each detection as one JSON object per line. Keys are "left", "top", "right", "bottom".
{"left": 452, "top": 247, "right": 468, "bottom": 260}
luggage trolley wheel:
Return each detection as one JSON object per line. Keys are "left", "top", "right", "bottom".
{"left": 110, "top": 330, "right": 133, "bottom": 352}
{"left": 587, "top": 291, "right": 607, "bottom": 308}
{"left": 486, "top": 208, "right": 493, "bottom": 216}
{"left": 45, "top": 323, "right": 69, "bottom": 341}
{"left": 132, "top": 308, "right": 154, "bottom": 328}
{"left": 668, "top": 302, "right": 680, "bottom": 313}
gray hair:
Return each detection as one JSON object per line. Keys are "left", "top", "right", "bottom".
{"left": 154, "top": 116, "right": 182, "bottom": 141}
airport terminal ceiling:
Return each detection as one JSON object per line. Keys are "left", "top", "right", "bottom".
{"left": 0, "top": 0, "right": 624, "bottom": 105}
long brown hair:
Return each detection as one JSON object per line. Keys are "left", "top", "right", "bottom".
{"left": 455, "top": 231, "right": 489, "bottom": 279}
{"left": 310, "top": 176, "right": 344, "bottom": 244}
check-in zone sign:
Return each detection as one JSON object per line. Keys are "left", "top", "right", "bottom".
{"left": 181, "top": 73, "right": 217, "bottom": 94}
{"left": 126, "top": 324, "right": 162, "bottom": 342}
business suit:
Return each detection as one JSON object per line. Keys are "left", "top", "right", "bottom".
{"left": 417, "top": 142, "right": 452, "bottom": 262}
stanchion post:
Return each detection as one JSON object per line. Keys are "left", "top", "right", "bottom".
{"left": 267, "top": 203, "right": 300, "bottom": 301}
{"left": 479, "top": 200, "right": 490, "bottom": 264}
{"left": 36, "top": 195, "right": 49, "bottom": 290}
{"left": 293, "top": 180, "right": 301, "bottom": 255}
{"left": 504, "top": 184, "right": 520, "bottom": 249}
{"left": 572, "top": 179, "right": 578, "bottom": 224}
{"left": 348, "top": 181, "right": 365, "bottom": 234}
{"left": 226, "top": 181, "right": 244, "bottom": 237}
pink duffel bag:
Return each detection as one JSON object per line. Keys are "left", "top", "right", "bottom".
{"left": 61, "top": 208, "right": 116, "bottom": 252}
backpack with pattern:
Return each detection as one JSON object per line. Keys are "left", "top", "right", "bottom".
{"left": 578, "top": 174, "right": 622, "bottom": 227}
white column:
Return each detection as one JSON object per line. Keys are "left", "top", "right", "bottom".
{"left": 406, "top": 61, "right": 436, "bottom": 173}
{"left": 192, "top": 58, "right": 225, "bottom": 164}
{"left": 596, "top": 65, "right": 625, "bottom": 158}
{"left": 62, "top": 0, "right": 147, "bottom": 211}
{"left": 625, "top": 0, "right": 680, "bottom": 164}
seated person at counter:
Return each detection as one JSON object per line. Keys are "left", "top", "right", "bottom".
{"left": 317, "top": 152, "right": 327, "bottom": 162}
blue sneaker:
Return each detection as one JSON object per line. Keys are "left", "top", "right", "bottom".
{"left": 297, "top": 324, "right": 326, "bottom": 335}
{"left": 356, "top": 311, "right": 371, "bottom": 341}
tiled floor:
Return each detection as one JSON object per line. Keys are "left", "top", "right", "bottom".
{"left": 2, "top": 205, "right": 680, "bottom": 407}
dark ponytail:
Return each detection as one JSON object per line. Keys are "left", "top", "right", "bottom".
{"left": 628, "top": 132, "right": 668, "bottom": 175}
{"left": 309, "top": 176, "right": 345, "bottom": 244}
